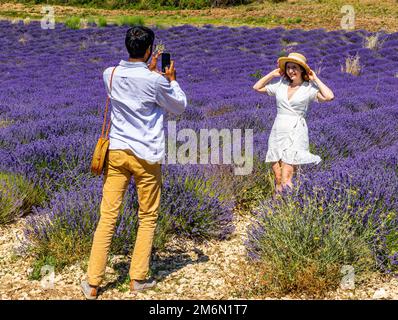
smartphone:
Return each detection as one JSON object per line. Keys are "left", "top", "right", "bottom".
{"left": 161, "top": 53, "right": 171, "bottom": 73}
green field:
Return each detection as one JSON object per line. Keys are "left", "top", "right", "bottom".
{"left": 0, "top": 0, "right": 397, "bottom": 32}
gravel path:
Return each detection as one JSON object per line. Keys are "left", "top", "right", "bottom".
{"left": 1, "top": 215, "right": 397, "bottom": 300}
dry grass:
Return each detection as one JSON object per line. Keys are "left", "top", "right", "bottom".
{"left": 364, "top": 33, "right": 385, "bottom": 50}
{"left": 18, "top": 35, "right": 27, "bottom": 44}
{"left": 226, "top": 259, "right": 342, "bottom": 299}
{"left": 342, "top": 53, "right": 361, "bottom": 76}
{"left": 0, "top": 1, "right": 398, "bottom": 32}
{"left": 313, "top": 58, "right": 325, "bottom": 76}
{"left": 0, "top": 119, "right": 13, "bottom": 128}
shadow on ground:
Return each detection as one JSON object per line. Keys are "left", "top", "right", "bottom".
{"left": 100, "top": 247, "right": 209, "bottom": 294}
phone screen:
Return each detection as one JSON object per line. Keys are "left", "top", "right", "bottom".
{"left": 161, "top": 53, "right": 171, "bottom": 73}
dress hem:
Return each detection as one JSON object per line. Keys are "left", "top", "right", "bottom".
{"left": 265, "top": 149, "right": 321, "bottom": 165}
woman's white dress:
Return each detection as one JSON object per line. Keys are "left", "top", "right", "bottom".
{"left": 265, "top": 77, "right": 321, "bottom": 165}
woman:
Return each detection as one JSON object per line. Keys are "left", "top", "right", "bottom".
{"left": 253, "top": 52, "right": 334, "bottom": 194}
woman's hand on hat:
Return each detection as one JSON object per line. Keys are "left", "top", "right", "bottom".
{"left": 271, "top": 68, "right": 284, "bottom": 78}
{"left": 308, "top": 69, "right": 318, "bottom": 81}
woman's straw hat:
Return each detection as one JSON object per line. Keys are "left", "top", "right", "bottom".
{"left": 277, "top": 52, "right": 312, "bottom": 75}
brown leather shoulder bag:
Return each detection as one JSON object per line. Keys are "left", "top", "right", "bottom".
{"left": 90, "top": 66, "right": 118, "bottom": 176}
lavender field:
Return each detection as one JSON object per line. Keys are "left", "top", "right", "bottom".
{"left": 1, "top": 19, "right": 398, "bottom": 296}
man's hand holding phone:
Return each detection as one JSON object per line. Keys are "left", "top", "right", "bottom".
{"left": 164, "top": 60, "right": 176, "bottom": 82}
{"left": 148, "top": 51, "right": 176, "bottom": 82}
{"left": 148, "top": 49, "right": 164, "bottom": 72}
{"left": 161, "top": 52, "right": 176, "bottom": 82}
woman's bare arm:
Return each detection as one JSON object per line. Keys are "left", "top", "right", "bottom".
{"left": 253, "top": 68, "right": 283, "bottom": 94}
{"left": 308, "top": 70, "right": 334, "bottom": 102}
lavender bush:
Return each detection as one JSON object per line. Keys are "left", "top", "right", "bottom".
{"left": 245, "top": 183, "right": 397, "bottom": 293}
{"left": 24, "top": 166, "right": 233, "bottom": 269}
{"left": 0, "top": 172, "right": 45, "bottom": 225}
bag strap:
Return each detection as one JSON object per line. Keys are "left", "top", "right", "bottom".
{"left": 101, "top": 66, "right": 118, "bottom": 139}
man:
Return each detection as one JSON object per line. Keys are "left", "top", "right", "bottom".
{"left": 81, "top": 26, "right": 187, "bottom": 300}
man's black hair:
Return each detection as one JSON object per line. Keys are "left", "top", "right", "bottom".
{"left": 125, "top": 26, "right": 155, "bottom": 59}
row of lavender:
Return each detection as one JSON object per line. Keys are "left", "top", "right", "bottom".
{"left": 0, "top": 20, "right": 397, "bottom": 272}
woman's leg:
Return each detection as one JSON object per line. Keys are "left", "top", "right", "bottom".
{"left": 271, "top": 161, "right": 283, "bottom": 193}
{"left": 281, "top": 161, "right": 297, "bottom": 190}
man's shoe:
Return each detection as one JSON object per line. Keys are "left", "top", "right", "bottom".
{"left": 80, "top": 280, "right": 98, "bottom": 300}
{"left": 130, "top": 278, "right": 157, "bottom": 292}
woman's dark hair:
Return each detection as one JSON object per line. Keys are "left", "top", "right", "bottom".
{"left": 284, "top": 62, "right": 309, "bottom": 82}
{"left": 125, "top": 26, "right": 155, "bottom": 59}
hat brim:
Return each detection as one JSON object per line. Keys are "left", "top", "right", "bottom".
{"left": 278, "top": 57, "right": 311, "bottom": 75}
